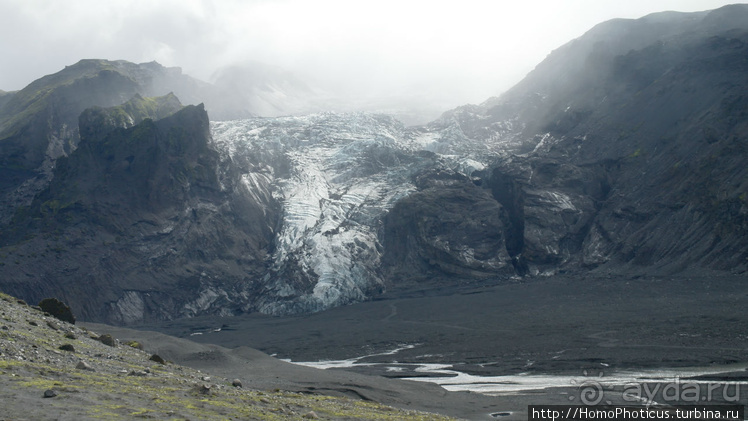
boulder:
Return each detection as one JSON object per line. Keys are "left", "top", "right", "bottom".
{"left": 38, "top": 298, "right": 75, "bottom": 324}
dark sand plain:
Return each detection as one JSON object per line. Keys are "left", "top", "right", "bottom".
{"left": 118, "top": 274, "right": 748, "bottom": 420}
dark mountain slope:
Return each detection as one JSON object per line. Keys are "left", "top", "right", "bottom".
{"left": 382, "top": 169, "right": 512, "bottom": 287}
{"left": 435, "top": 5, "right": 748, "bottom": 150}
{"left": 566, "top": 34, "right": 748, "bottom": 272}
{"left": 0, "top": 60, "right": 211, "bottom": 224}
{"left": 451, "top": 5, "right": 748, "bottom": 275}
{"left": 0, "top": 103, "right": 277, "bottom": 324}
{"left": 381, "top": 5, "right": 747, "bottom": 283}
{"left": 0, "top": 90, "right": 15, "bottom": 109}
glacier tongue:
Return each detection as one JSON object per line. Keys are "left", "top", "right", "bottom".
{"left": 212, "top": 113, "right": 437, "bottom": 315}
{"left": 210, "top": 111, "right": 521, "bottom": 315}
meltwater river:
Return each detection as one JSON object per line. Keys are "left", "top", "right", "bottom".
{"left": 285, "top": 344, "right": 748, "bottom": 403}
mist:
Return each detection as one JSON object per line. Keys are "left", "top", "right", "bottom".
{"left": 0, "top": 0, "right": 739, "bottom": 122}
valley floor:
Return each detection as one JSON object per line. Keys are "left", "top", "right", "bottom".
{"left": 136, "top": 274, "right": 748, "bottom": 420}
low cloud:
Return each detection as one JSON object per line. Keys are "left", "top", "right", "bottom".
{"left": 0, "top": 0, "right": 736, "bottom": 110}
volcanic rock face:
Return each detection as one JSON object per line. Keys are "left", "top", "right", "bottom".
{"left": 382, "top": 170, "right": 511, "bottom": 287}
{"left": 0, "top": 60, "right": 212, "bottom": 224}
{"left": 430, "top": 5, "right": 748, "bottom": 275}
{"left": 0, "top": 104, "right": 277, "bottom": 323}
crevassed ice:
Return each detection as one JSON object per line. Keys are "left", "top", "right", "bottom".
{"left": 210, "top": 112, "right": 514, "bottom": 315}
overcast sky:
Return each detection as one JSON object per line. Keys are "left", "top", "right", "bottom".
{"left": 0, "top": 0, "right": 740, "bottom": 107}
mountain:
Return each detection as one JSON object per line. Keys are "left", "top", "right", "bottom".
{"left": 0, "top": 59, "right": 213, "bottom": 225}
{"left": 0, "top": 5, "right": 746, "bottom": 324}
{"left": 207, "top": 4, "right": 747, "bottom": 296}
{"left": 211, "top": 113, "right": 520, "bottom": 315}
{"left": 0, "top": 90, "right": 15, "bottom": 109}
{"left": 208, "top": 62, "right": 450, "bottom": 125}
{"left": 431, "top": 5, "right": 748, "bottom": 152}
{"left": 1, "top": 101, "right": 278, "bottom": 323}
{"left": 0, "top": 59, "right": 336, "bottom": 226}
{"left": 427, "top": 4, "right": 748, "bottom": 275}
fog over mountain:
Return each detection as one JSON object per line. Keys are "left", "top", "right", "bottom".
{"left": 0, "top": 0, "right": 739, "bottom": 124}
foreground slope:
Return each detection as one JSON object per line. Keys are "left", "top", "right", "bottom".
{"left": 0, "top": 291, "right": 455, "bottom": 420}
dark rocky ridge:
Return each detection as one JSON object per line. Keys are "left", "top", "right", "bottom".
{"left": 422, "top": 5, "right": 748, "bottom": 276}
{"left": 0, "top": 59, "right": 315, "bottom": 226}
{"left": 382, "top": 169, "right": 512, "bottom": 287}
{"left": 0, "top": 103, "right": 277, "bottom": 323}
{"left": 0, "top": 60, "right": 213, "bottom": 224}
{"left": 78, "top": 92, "right": 184, "bottom": 139}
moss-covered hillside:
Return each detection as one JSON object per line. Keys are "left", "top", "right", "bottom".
{"left": 0, "top": 291, "right": 455, "bottom": 420}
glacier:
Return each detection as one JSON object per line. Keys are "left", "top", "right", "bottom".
{"left": 209, "top": 112, "right": 517, "bottom": 315}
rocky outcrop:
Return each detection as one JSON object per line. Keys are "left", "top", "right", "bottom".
{"left": 479, "top": 159, "right": 612, "bottom": 275}
{"left": 382, "top": 169, "right": 511, "bottom": 288}
{"left": 451, "top": 6, "right": 748, "bottom": 275}
{"left": 38, "top": 298, "right": 76, "bottom": 324}
{"left": 0, "top": 60, "right": 211, "bottom": 224}
{"left": 78, "top": 92, "right": 184, "bottom": 140}
{"left": 0, "top": 104, "right": 278, "bottom": 324}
